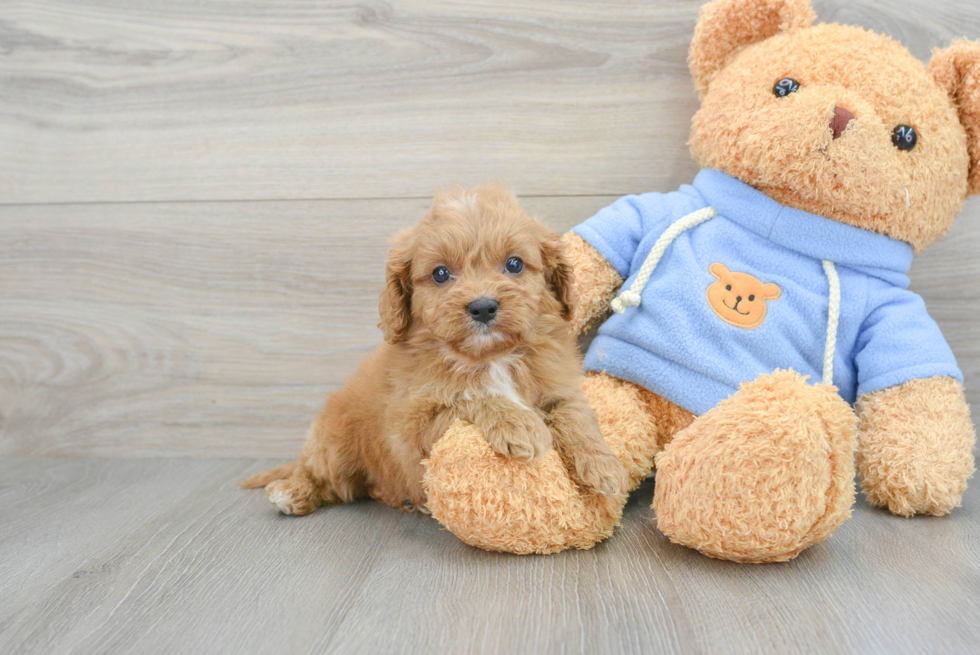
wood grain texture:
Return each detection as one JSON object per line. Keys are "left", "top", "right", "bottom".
{"left": 0, "top": 458, "right": 977, "bottom": 655}
{"left": 2, "top": 0, "right": 979, "bottom": 203}
{"left": 0, "top": 458, "right": 237, "bottom": 631}
{"left": 2, "top": 195, "right": 977, "bottom": 458}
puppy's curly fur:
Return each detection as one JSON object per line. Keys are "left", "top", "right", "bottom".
{"left": 241, "top": 183, "right": 627, "bottom": 515}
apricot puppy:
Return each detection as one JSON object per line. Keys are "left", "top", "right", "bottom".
{"left": 241, "top": 183, "right": 627, "bottom": 515}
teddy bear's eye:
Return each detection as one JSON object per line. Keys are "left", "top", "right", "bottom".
{"left": 773, "top": 78, "right": 800, "bottom": 98}
{"left": 432, "top": 266, "right": 451, "bottom": 284}
{"left": 726, "top": 284, "right": 732, "bottom": 291}
{"left": 748, "top": 295, "right": 755, "bottom": 301}
{"left": 892, "top": 125, "right": 918, "bottom": 151}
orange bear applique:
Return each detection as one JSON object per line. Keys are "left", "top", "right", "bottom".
{"left": 705, "top": 262, "right": 781, "bottom": 330}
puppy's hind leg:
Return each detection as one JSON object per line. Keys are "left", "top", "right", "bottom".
{"left": 265, "top": 464, "right": 329, "bottom": 516}
{"left": 248, "top": 373, "right": 370, "bottom": 516}
{"left": 240, "top": 460, "right": 334, "bottom": 516}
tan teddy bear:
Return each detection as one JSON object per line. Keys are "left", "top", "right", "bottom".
{"left": 422, "top": 0, "right": 979, "bottom": 563}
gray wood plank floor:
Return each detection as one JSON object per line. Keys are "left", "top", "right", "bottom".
{"left": 1, "top": 458, "right": 978, "bottom": 655}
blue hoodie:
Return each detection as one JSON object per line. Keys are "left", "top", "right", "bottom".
{"left": 573, "top": 169, "right": 962, "bottom": 416}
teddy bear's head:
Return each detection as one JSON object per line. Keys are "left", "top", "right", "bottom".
{"left": 687, "top": 0, "right": 980, "bottom": 251}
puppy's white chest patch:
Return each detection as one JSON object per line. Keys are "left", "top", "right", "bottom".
{"left": 484, "top": 360, "right": 529, "bottom": 410}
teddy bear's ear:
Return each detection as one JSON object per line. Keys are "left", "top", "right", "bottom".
{"left": 761, "top": 282, "right": 782, "bottom": 300}
{"left": 929, "top": 40, "right": 980, "bottom": 196}
{"left": 709, "top": 262, "right": 729, "bottom": 279}
{"left": 689, "top": 0, "right": 816, "bottom": 98}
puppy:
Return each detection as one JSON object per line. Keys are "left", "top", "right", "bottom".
{"left": 241, "top": 183, "right": 627, "bottom": 515}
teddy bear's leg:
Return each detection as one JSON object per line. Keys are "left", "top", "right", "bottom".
{"left": 422, "top": 419, "right": 625, "bottom": 554}
{"left": 421, "top": 372, "right": 689, "bottom": 554}
{"left": 856, "top": 376, "right": 975, "bottom": 517}
{"left": 581, "top": 372, "right": 694, "bottom": 490}
{"left": 652, "top": 370, "right": 858, "bottom": 563}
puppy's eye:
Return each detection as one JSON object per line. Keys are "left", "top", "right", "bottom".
{"left": 892, "top": 125, "right": 918, "bottom": 151}
{"left": 432, "top": 266, "right": 451, "bottom": 284}
{"left": 748, "top": 295, "right": 755, "bottom": 301}
{"left": 505, "top": 257, "right": 524, "bottom": 274}
{"left": 726, "top": 284, "right": 732, "bottom": 291}
{"left": 773, "top": 78, "right": 800, "bottom": 97}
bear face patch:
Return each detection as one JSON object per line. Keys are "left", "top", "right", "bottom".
{"left": 706, "top": 262, "right": 781, "bottom": 330}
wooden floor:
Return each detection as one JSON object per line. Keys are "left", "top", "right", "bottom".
{"left": 2, "top": 1, "right": 980, "bottom": 653}
{"left": 0, "top": 458, "right": 977, "bottom": 655}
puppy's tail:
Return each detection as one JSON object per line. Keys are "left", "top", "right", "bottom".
{"left": 239, "top": 461, "right": 298, "bottom": 489}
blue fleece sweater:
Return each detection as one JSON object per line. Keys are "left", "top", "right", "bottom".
{"left": 573, "top": 169, "right": 962, "bottom": 416}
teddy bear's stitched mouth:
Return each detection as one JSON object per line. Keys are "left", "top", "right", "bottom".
{"left": 722, "top": 300, "right": 751, "bottom": 315}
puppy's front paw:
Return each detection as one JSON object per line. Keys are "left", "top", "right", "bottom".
{"left": 484, "top": 411, "right": 552, "bottom": 462}
{"left": 266, "top": 478, "right": 320, "bottom": 516}
{"left": 569, "top": 449, "right": 628, "bottom": 497}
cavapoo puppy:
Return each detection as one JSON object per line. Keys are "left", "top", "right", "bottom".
{"left": 241, "top": 183, "right": 627, "bottom": 515}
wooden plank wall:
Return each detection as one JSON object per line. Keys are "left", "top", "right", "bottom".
{"left": 2, "top": 0, "right": 979, "bottom": 458}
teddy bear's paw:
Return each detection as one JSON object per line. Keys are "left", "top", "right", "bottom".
{"left": 863, "top": 476, "right": 968, "bottom": 518}
{"left": 856, "top": 377, "right": 976, "bottom": 518}
{"left": 652, "top": 370, "right": 858, "bottom": 563}
{"left": 423, "top": 420, "right": 625, "bottom": 555}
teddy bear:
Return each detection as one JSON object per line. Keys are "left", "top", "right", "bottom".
{"left": 420, "top": 0, "right": 979, "bottom": 563}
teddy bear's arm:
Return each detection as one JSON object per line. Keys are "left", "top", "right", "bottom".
{"left": 563, "top": 232, "right": 625, "bottom": 336}
{"left": 855, "top": 376, "right": 975, "bottom": 517}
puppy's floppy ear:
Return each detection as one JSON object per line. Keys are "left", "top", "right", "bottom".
{"left": 541, "top": 234, "right": 575, "bottom": 320}
{"left": 929, "top": 39, "right": 980, "bottom": 196}
{"left": 378, "top": 231, "right": 413, "bottom": 344}
{"left": 690, "top": 0, "right": 816, "bottom": 98}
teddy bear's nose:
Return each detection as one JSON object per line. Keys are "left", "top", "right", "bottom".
{"left": 831, "top": 106, "right": 855, "bottom": 140}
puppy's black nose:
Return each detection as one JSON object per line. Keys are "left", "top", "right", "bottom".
{"left": 467, "top": 298, "right": 499, "bottom": 324}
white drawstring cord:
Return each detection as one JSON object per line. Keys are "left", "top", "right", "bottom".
{"left": 821, "top": 260, "right": 840, "bottom": 386}
{"left": 607, "top": 205, "right": 842, "bottom": 387}
{"left": 610, "top": 206, "right": 718, "bottom": 313}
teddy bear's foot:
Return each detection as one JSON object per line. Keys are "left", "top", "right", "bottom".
{"left": 652, "top": 370, "right": 858, "bottom": 563}
{"left": 423, "top": 420, "right": 624, "bottom": 555}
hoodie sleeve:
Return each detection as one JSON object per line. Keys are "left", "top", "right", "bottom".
{"left": 572, "top": 189, "right": 704, "bottom": 279}
{"left": 854, "top": 280, "right": 963, "bottom": 398}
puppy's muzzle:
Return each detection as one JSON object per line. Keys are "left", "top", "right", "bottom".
{"left": 467, "top": 297, "right": 499, "bottom": 325}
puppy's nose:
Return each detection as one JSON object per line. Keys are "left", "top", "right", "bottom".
{"left": 467, "top": 298, "right": 499, "bottom": 324}
{"left": 831, "top": 106, "right": 855, "bottom": 140}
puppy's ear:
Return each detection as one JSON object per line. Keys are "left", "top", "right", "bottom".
{"left": 541, "top": 234, "right": 575, "bottom": 320}
{"left": 929, "top": 39, "right": 980, "bottom": 195}
{"left": 378, "top": 233, "right": 413, "bottom": 344}
{"left": 690, "top": 0, "right": 816, "bottom": 98}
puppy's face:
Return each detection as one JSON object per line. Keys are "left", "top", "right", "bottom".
{"left": 379, "top": 184, "right": 572, "bottom": 363}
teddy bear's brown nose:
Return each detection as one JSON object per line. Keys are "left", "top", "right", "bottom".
{"left": 831, "top": 106, "right": 855, "bottom": 140}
